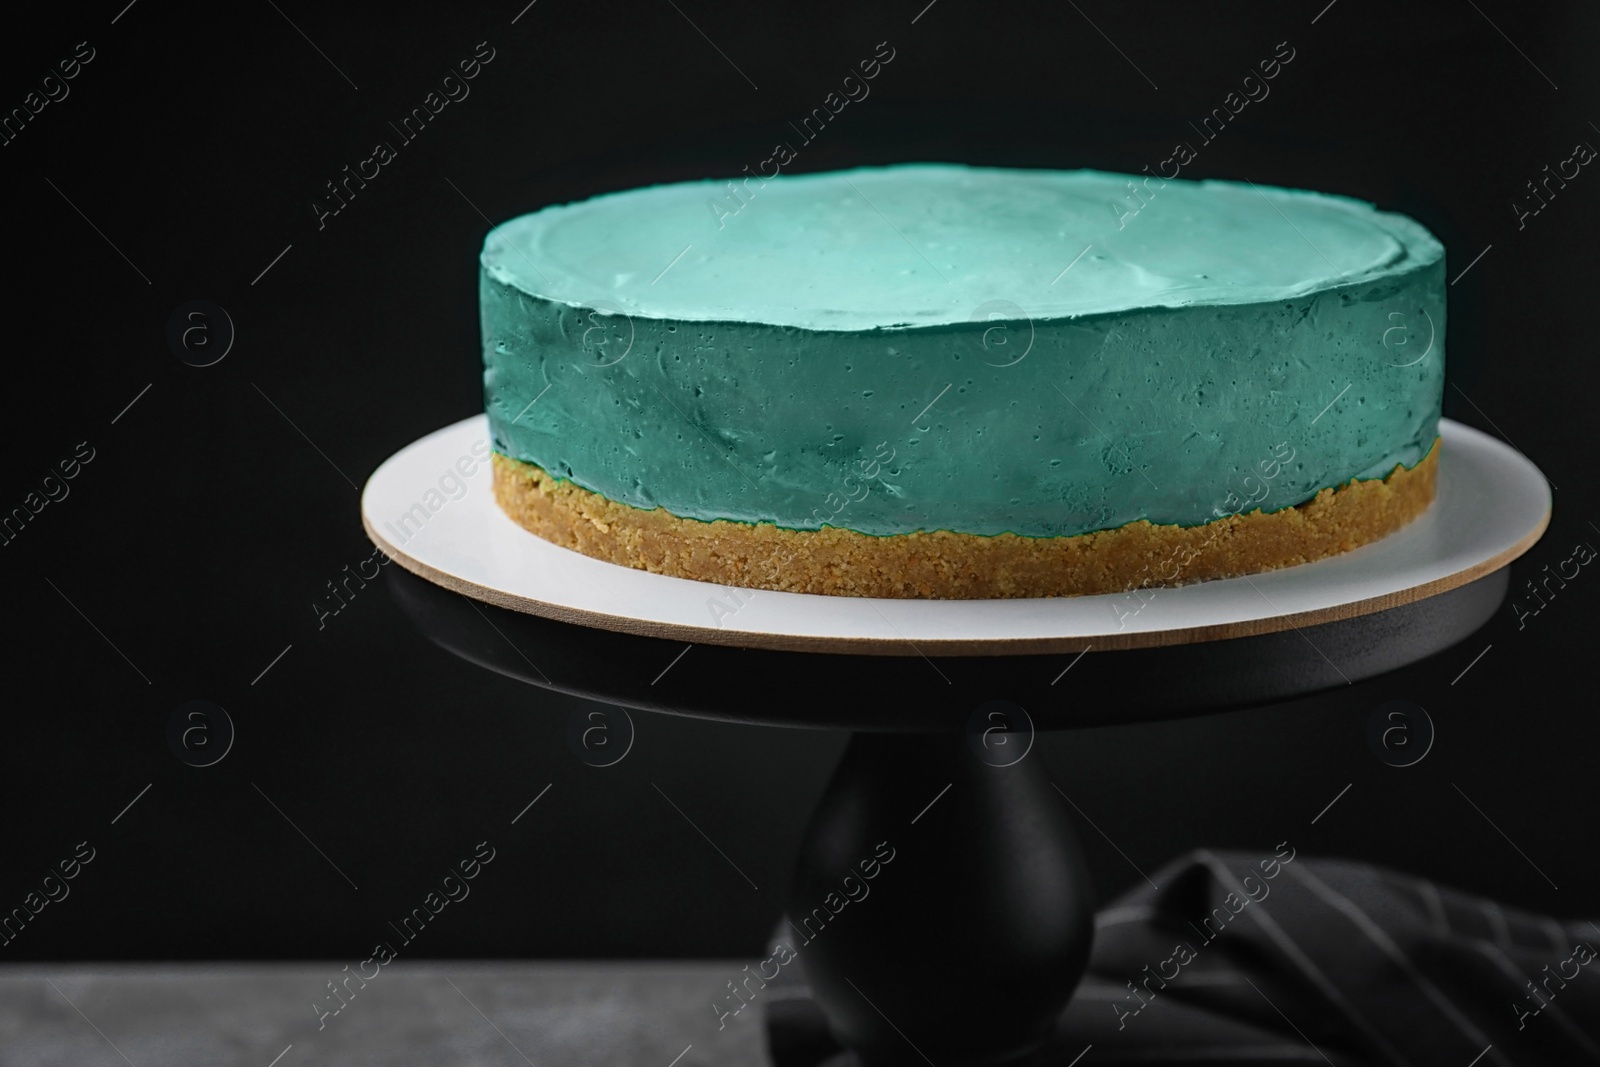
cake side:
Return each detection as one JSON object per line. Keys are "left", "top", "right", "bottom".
{"left": 481, "top": 165, "right": 1444, "bottom": 542}
{"left": 490, "top": 439, "right": 1438, "bottom": 600}
{"left": 481, "top": 262, "right": 1444, "bottom": 539}
{"left": 479, "top": 163, "right": 1447, "bottom": 596}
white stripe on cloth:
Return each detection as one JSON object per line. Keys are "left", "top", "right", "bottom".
{"left": 1418, "top": 880, "right": 1450, "bottom": 937}
{"left": 1462, "top": 937, "right": 1600, "bottom": 1060}
{"left": 1090, "top": 1045, "right": 1341, "bottom": 1062}
{"left": 1191, "top": 850, "right": 1412, "bottom": 1067}
{"left": 1096, "top": 905, "right": 1159, "bottom": 929}
{"left": 1482, "top": 899, "right": 1513, "bottom": 951}
{"left": 1285, "top": 863, "right": 1512, "bottom": 1067}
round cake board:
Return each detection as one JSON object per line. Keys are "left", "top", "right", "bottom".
{"left": 361, "top": 416, "right": 1548, "bottom": 657}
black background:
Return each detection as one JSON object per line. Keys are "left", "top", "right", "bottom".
{"left": 1, "top": 0, "right": 1595, "bottom": 963}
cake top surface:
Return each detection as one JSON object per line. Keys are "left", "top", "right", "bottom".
{"left": 482, "top": 163, "right": 1444, "bottom": 331}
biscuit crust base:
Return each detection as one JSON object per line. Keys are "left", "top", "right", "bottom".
{"left": 491, "top": 440, "right": 1440, "bottom": 600}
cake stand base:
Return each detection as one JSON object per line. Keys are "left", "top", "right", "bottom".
{"left": 388, "top": 567, "right": 1509, "bottom": 1067}
{"left": 786, "top": 730, "right": 1094, "bottom": 1066}
{"left": 762, "top": 577, "right": 1506, "bottom": 1066}
{"left": 367, "top": 412, "right": 1547, "bottom": 1067}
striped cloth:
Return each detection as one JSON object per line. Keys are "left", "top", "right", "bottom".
{"left": 768, "top": 851, "right": 1600, "bottom": 1065}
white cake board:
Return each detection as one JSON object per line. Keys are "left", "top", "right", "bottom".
{"left": 361, "top": 416, "right": 1549, "bottom": 656}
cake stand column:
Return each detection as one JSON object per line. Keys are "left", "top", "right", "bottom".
{"left": 789, "top": 727, "right": 1095, "bottom": 1066}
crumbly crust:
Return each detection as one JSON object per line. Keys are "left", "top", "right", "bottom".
{"left": 491, "top": 441, "right": 1440, "bottom": 600}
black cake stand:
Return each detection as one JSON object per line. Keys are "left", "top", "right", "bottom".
{"left": 363, "top": 415, "right": 1548, "bottom": 1066}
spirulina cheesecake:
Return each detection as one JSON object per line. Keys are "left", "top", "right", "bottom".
{"left": 480, "top": 164, "right": 1443, "bottom": 599}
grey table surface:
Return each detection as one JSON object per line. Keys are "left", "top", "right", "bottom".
{"left": 0, "top": 962, "right": 769, "bottom": 1066}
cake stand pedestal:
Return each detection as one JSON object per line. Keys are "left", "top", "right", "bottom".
{"left": 363, "top": 416, "right": 1548, "bottom": 1066}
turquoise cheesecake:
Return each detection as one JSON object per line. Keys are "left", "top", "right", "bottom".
{"left": 481, "top": 164, "right": 1443, "bottom": 599}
